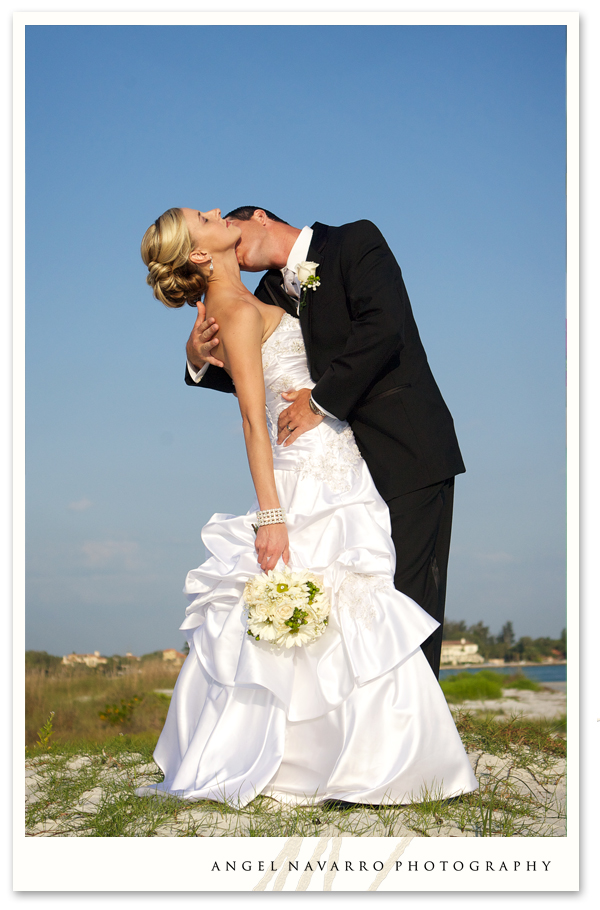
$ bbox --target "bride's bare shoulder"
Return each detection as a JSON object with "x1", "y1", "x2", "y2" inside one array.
[
  {"x1": 214, "y1": 297, "x2": 264, "y2": 347},
  {"x1": 228, "y1": 299, "x2": 263, "y2": 328}
]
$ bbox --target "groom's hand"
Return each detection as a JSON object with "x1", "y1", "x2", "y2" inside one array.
[
  {"x1": 186, "y1": 301, "x2": 224, "y2": 370},
  {"x1": 277, "y1": 389, "x2": 324, "y2": 447}
]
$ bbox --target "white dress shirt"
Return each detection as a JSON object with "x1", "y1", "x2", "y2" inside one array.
[
  {"x1": 284, "y1": 225, "x2": 313, "y2": 302},
  {"x1": 186, "y1": 225, "x2": 335, "y2": 419}
]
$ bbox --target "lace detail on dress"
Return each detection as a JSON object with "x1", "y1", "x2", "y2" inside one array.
[
  {"x1": 267, "y1": 373, "x2": 297, "y2": 397},
  {"x1": 261, "y1": 314, "x2": 305, "y2": 372},
  {"x1": 337, "y1": 573, "x2": 393, "y2": 629},
  {"x1": 292, "y1": 426, "x2": 362, "y2": 493}
]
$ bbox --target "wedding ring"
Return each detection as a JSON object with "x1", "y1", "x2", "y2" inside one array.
[{"x1": 286, "y1": 424, "x2": 292, "y2": 432}]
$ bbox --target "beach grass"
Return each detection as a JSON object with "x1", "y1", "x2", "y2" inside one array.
[
  {"x1": 25, "y1": 660, "x2": 180, "y2": 750},
  {"x1": 24, "y1": 734, "x2": 566, "y2": 837},
  {"x1": 25, "y1": 661, "x2": 565, "y2": 837}
]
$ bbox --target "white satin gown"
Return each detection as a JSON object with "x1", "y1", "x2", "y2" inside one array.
[{"x1": 140, "y1": 313, "x2": 478, "y2": 807}]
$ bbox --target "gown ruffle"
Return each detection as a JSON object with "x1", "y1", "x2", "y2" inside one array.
[{"x1": 138, "y1": 314, "x2": 478, "y2": 807}]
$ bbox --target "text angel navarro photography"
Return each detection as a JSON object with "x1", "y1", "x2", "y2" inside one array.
[{"x1": 210, "y1": 859, "x2": 553, "y2": 874}]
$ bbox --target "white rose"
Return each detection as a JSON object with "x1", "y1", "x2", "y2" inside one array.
[
  {"x1": 296, "y1": 261, "x2": 319, "y2": 284},
  {"x1": 248, "y1": 600, "x2": 271, "y2": 623},
  {"x1": 272, "y1": 600, "x2": 296, "y2": 625}
]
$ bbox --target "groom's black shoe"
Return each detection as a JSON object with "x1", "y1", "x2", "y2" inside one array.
[
  {"x1": 321, "y1": 799, "x2": 393, "y2": 811},
  {"x1": 320, "y1": 799, "x2": 360, "y2": 812}
]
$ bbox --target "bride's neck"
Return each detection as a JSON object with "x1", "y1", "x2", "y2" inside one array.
[{"x1": 205, "y1": 248, "x2": 248, "y2": 297}]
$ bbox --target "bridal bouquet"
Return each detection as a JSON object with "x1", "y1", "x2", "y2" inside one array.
[{"x1": 243, "y1": 568, "x2": 330, "y2": 648}]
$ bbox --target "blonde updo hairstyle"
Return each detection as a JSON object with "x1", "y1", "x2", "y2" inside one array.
[{"x1": 141, "y1": 207, "x2": 208, "y2": 308}]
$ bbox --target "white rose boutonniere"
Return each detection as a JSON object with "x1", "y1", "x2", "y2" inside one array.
[{"x1": 296, "y1": 261, "x2": 320, "y2": 311}]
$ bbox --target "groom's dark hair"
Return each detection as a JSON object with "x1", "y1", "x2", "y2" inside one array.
[{"x1": 224, "y1": 206, "x2": 288, "y2": 225}]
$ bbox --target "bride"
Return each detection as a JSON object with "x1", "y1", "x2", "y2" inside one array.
[{"x1": 139, "y1": 206, "x2": 477, "y2": 807}]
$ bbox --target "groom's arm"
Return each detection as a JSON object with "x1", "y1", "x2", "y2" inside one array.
[
  {"x1": 184, "y1": 302, "x2": 236, "y2": 394},
  {"x1": 185, "y1": 362, "x2": 236, "y2": 394}
]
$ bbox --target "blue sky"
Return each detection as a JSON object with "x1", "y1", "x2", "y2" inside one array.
[{"x1": 25, "y1": 24, "x2": 567, "y2": 656}]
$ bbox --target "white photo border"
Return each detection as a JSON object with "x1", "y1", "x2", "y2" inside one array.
[{"x1": 12, "y1": 8, "x2": 579, "y2": 895}]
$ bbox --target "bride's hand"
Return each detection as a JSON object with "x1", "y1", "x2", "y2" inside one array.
[{"x1": 255, "y1": 524, "x2": 290, "y2": 573}]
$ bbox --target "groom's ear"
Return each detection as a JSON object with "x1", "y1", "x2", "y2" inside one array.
[{"x1": 251, "y1": 209, "x2": 269, "y2": 226}]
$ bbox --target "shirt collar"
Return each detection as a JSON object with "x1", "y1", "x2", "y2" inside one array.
[{"x1": 283, "y1": 226, "x2": 313, "y2": 276}]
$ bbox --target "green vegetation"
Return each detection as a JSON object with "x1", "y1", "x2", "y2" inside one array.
[
  {"x1": 504, "y1": 676, "x2": 542, "y2": 691},
  {"x1": 26, "y1": 651, "x2": 63, "y2": 673},
  {"x1": 98, "y1": 696, "x2": 143, "y2": 726},
  {"x1": 441, "y1": 671, "x2": 504, "y2": 703},
  {"x1": 454, "y1": 710, "x2": 566, "y2": 758},
  {"x1": 25, "y1": 657, "x2": 180, "y2": 748},
  {"x1": 440, "y1": 670, "x2": 543, "y2": 704},
  {"x1": 35, "y1": 711, "x2": 55, "y2": 751},
  {"x1": 443, "y1": 621, "x2": 566, "y2": 663}
]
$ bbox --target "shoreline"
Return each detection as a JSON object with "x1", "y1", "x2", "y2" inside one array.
[{"x1": 440, "y1": 660, "x2": 567, "y2": 670}]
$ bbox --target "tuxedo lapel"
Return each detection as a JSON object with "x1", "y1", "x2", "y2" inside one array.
[
  {"x1": 308, "y1": 222, "x2": 329, "y2": 258},
  {"x1": 300, "y1": 222, "x2": 330, "y2": 362}
]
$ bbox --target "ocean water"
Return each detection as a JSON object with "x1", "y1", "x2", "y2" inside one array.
[{"x1": 439, "y1": 663, "x2": 566, "y2": 683}]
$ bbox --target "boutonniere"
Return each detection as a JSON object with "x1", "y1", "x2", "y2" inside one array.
[{"x1": 296, "y1": 261, "x2": 320, "y2": 311}]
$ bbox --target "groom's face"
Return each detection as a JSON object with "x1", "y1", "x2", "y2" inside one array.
[{"x1": 227, "y1": 211, "x2": 271, "y2": 272}]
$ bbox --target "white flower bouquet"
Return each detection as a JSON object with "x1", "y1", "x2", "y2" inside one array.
[{"x1": 243, "y1": 568, "x2": 330, "y2": 648}]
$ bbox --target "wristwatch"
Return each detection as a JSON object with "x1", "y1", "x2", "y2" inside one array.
[{"x1": 309, "y1": 396, "x2": 327, "y2": 417}]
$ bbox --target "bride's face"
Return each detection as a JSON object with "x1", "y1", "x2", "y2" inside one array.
[{"x1": 181, "y1": 208, "x2": 241, "y2": 259}]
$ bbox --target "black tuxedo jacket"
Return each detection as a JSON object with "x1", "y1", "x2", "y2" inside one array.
[{"x1": 186, "y1": 219, "x2": 465, "y2": 500}]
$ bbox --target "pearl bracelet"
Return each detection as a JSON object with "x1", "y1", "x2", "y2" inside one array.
[{"x1": 255, "y1": 508, "x2": 287, "y2": 527}]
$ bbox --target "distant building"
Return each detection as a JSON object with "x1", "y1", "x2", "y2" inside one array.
[
  {"x1": 440, "y1": 639, "x2": 484, "y2": 666},
  {"x1": 162, "y1": 649, "x2": 186, "y2": 667},
  {"x1": 62, "y1": 650, "x2": 108, "y2": 668},
  {"x1": 542, "y1": 650, "x2": 565, "y2": 663},
  {"x1": 125, "y1": 652, "x2": 141, "y2": 661}
]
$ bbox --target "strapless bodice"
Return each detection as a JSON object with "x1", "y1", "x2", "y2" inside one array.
[{"x1": 261, "y1": 313, "x2": 363, "y2": 493}]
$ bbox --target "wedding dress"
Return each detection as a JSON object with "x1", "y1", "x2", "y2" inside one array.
[{"x1": 140, "y1": 313, "x2": 477, "y2": 807}]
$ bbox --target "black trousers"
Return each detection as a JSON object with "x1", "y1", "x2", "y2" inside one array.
[{"x1": 386, "y1": 477, "x2": 455, "y2": 679}]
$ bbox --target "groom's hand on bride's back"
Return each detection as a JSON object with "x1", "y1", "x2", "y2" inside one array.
[
  {"x1": 277, "y1": 389, "x2": 324, "y2": 447},
  {"x1": 186, "y1": 301, "x2": 224, "y2": 370}
]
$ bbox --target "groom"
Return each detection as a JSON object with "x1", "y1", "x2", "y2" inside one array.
[{"x1": 185, "y1": 207, "x2": 465, "y2": 679}]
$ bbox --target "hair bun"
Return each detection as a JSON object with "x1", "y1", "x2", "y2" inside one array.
[{"x1": 141, "y1": 208, "x2": 208, "y2": 308}]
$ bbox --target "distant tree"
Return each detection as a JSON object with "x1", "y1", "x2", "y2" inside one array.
[
  {"x1": 439, "y1": 619, "x2": 567, "y2": 663},
  {"x1": 531, "y1": 637, "x2": 556, "y2": 657},
  {"x1": 182, "y1": 642, "x2": 190, "y2": 655},
  {"x1": 25, "y1": 651, "x2": 62, "y2": 673},
  {"x1": 485, "y1": 639, "x2": 507, "y2": 660},
  {"x1": 521, "y1": 637, "x2": 544, "y2": 662},
  {"x1": 141, "y1": 650, "x2": 164, "y2": 662},
  {"x1": 469, "y1": 621, "x2": 492, "y2": 642},
  {"x1": 500, "y1": 622, "x2": 515, "y2": 646},
  {"x1": 464, "y1": 622, "x2": 496, "y2": 660},
  {"x1": 442, "y1": 620, "x2": 467, "y2": 640},
  {"x1": 469, "y1": 621, "x2": 491, "y2": 645}
]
